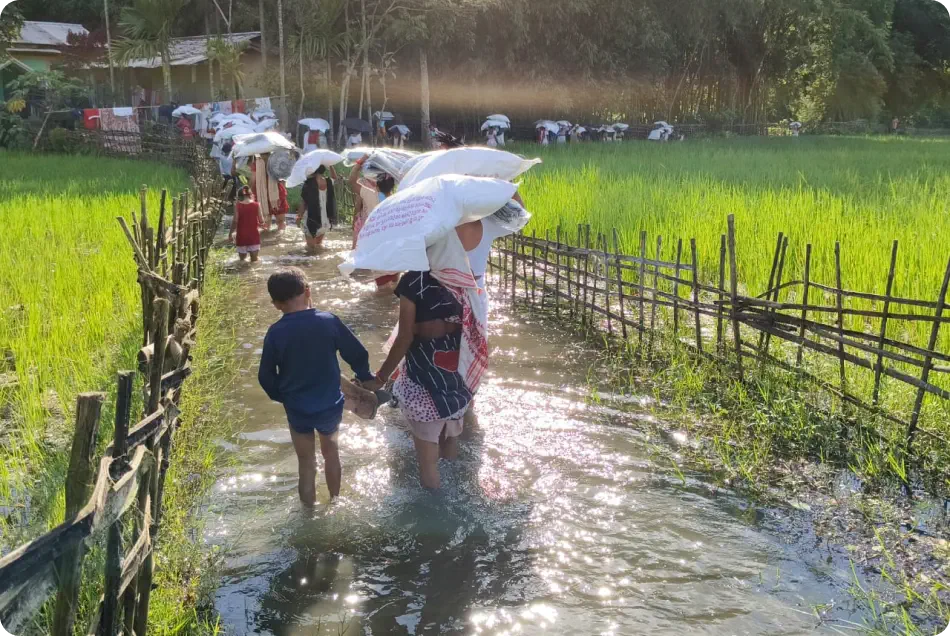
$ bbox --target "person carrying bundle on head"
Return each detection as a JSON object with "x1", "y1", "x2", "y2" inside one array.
[
  {"x1": 348, "y1": 156, "x2": 399, "y2": 290},
  {"x1": 296, "y1": 164, "x2": 338, "y2": 252}
]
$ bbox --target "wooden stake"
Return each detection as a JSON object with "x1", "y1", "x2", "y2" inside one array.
[
  {"x1": 582, "y1": 225, "x2": 591, "y2": 328},
  {"x1": 647, "y1": 235, "x2": 662, "y2": 359},
  {"x1": 638, "y1": 230, "x2": 647, "y2": 355},
  {"x1": 796, "y1": 244, "x2": 813, "y2": 367},
  {"x1": 541, "y1": 230, "x2": 550, "y2": 310},
  {"x1": 717, "y1": 234, "x2": 726, "y2": 355},
  {"x1": 566, "y1": 230, "x2": 575, "y2": 319},
  {"x1": 690, "y1": 238, "x2": 702, "y2": 354},
  {"x1": 835, "y1": 242, "x2": 846, "y2": 394},
  {"x1": 673, "y1": 238, "x2": 683, "y2": 337},
  {"x1": 555, "y1": 226, "x2": 562, "y2": 317},
  {"x1": 726, "y1": 216, "x2": 743, "y2": 379},
  {"x1": 51, "y1": 393, "x2": 105, "y2": 636},
  {"x1": 613, "y1": 229, "x2": 627, "y2": 340},
  {"x1": 602, "y1": 234, "x2": 613, "y2": 335},
  {"x1": 906, "y1": 256, "x2": 950, "y2": 453},
  {"x1": 100, "y1": 372, "x2": 134, "y2": 636},
  {"x1": 757, "y1": 232, "x2": 784, "y2": 351},
  {"x1": 873, "y1": 240, "x2": 899, "y2": 406},
  {"x1": 760, "y1": 236, "x2": 788, "y2": 363}
]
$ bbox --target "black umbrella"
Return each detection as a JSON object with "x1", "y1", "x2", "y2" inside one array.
[{"x1": 342, "y1": 117, "x2": 372, "y2": 134}]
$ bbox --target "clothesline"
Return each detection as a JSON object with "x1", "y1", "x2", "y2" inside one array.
[{"x1": 44, "y1": 95, "x2": 290, "y2": 116}]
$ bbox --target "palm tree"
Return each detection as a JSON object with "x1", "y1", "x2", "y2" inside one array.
[
  {"x1": 113, "y1": 0, "x2": 187, "y2": 101},
  {"x1": 208, "y1": 37, "x2": 247, "y2": 98},
  {"x1": 289, "y1": 0, "x2": 347, "y2": 134}
]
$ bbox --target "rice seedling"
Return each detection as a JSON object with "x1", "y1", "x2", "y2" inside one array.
[{"x1": 0, "y1": 151, "x2": 189, "y2": 543}]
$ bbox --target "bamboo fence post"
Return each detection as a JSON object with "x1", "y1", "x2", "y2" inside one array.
[
  {"x1": 521, "y1": 231, "x2": 530, "y2": 303},
  {"x1": 100, "y1": 372, "x2": 134, "y2": 636},
  {"x1": 555, "y1": 226, "x2": 562, "y2": 317},
  {"x1": 717, "y1": 234, "x2": 726, "y2": 356},
  {"x1": 906, "y1": 257, "x2": 950, "y2": 453},
  {"x1": 582, "y1": 225, "x2": 591, "y2": 328},
  {"x1": 757, "y1": 233, "x2": 784, "y2": 351},
  {"x1": 541, "y1": 230, "x2": 550, "y2": 309},
  {"x1": 726, "y1": 216, "x2": 743, "y2": 379},
  {"x1": 796, "y1": 244, "x2": 813, "y2": 367},
  {"x1": 510, "y1": 233, "x2": 518, "y2": 306},
  {"x1": 760, "y1": 236, "x2": 788, "y2": 364},
  {"x1": 134, "y1": 297, "x2": 171, "y2": 636},
  {"x1": 51, "y1": 393, "x2": 105, "y2": 636},
  {"x1": 872, "y1": 241, "x2": 899, "y2": 406},
  {"x1": 673, "y1": 238, "x2": 683, "y2": 337},
  {"x1": 566, "y1": 232, "x2": 575, "y2": 320},
  {"x1": 576, "y1": 224, "x2": 584, "y2": 323},
  {"x1": 638, "y1": 230, "x2": 647, "y2": 355},
  {"x1": 530, "y1": 231, "x2": 538, "y2": 306},
  {"x1": 690, "y1": 238, "x2": 702, "y2": 354},
  {"x1": 647, "y1": 236, "x2": 662, "y2": 359},
  {"x1": 834, "y1": 242, "x2": 847, "y2": 394},
  {"x1": 502, "y1": 232, "x2": 509, "y2": 296},
  {"x1": 602, "y1": 234, "x2": 613, "y2": 336},
  {"x1": 156, "y1": 190, "x2": 168, "y2": 277},
  {"x1": 613, "y1": 229, "x2": 627, "y2": 340}
]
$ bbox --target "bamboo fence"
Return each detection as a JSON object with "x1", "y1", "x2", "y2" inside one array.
[
  {"x1": 0, "y1": 173, "x2": 225, "y2": 635},
  {"x1": 488, "y1": 215, "x2": 950, "y2": 466}
]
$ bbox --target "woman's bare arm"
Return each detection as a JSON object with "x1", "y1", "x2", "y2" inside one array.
[
  {"x1": 376, "y1": 297, "x2": 417, "y2": 382},
  {"x1": 229, "y1": 203, "x2": 238, "y2": 239}
]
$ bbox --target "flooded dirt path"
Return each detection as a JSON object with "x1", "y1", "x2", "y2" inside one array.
[{"x1": 203, "y1": 223, "x2": 870, "y2": 635}]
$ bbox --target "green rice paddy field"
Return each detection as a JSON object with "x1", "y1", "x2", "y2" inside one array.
[{"x1": 0, "y1": 152, "x2": 188, "y2": 541}]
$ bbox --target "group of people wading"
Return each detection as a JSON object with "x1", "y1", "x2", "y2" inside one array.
[{"x1": 241, "y1": 143, "x2": 523, "y2": 503}]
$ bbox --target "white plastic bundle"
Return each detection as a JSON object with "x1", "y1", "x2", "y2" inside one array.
[
  {"x1": 286, "y1": 150, "x2": 344, "y2": 187},
  {"x1": 230, "y1": 131, "x2": 297, "y2": 158},
  {"x1": 339, "y1": 175, "x2": 518, "y2": 275},
  {"x1": 399, "y1": 147, "x2": 542, "y2": 189}
]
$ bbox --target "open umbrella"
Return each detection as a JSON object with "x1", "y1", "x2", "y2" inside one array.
[
  {"x1": 286, "y1": 149, "x2": 344, "y2": 187},
  {"x1": 481, "y1": 120, "x2": 510, "y2": 131},
  {"x1": 342, "y1": 117, "x2": 373, "y2": 134},
  {"x1": 172, "y1": 105, "x2": 201, "y2": 117},
  {"x1": 391, "y1": 124, "x2": 411, "y2": 137},
  {"x1": 535, "y1": 120, "x2": 560, "y2": 134},
  {"x1": 613, "y1": 123, "x2": 630, "y2": 131},
  {"x1": 231, "y1": 131, "x2": 297, "y2": 158},
  {"x1": 298, "y1": 118, "x2": 331, "y2": 132},
  {"x1": 487, "y1": 114, "x2": 511, "y2": 124},
  {"x1": 373, "y1": 111, "x2": 395, "y2": 122},
  {"x1": 556, "y1": 120, "x2": 572, "y2": 127}
]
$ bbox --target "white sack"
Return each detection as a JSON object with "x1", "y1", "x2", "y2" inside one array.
[
  {"x1": 340, "y1": 175, "x2": 518, "y2": 276},
  {"x1": 400, "y1": 147, "x2": 542, "y2": 189},
  {"x1": 231, "y1": 131, "x2": 297, "y2": 157},
  {"x1": 286, "y1": 149, "x2": 344, "y2": 187}
]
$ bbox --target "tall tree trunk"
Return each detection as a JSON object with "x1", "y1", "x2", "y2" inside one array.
[
  {"x1": 277, "y1": 0, "x2": 286, "y2": 113},
  {"x1": 420, "y1": 47, "x2": 431, "y2": 148},
  {"x1": 259, "y1": 0, "x2": 267, "y2": 69},
  {"x1": 205, "y1": 13, "x2": 215, "y2": 100},
  {"x1": 103, "y1": 0, "x2": 115, "y2": 104},
  {"x1": 326, "y1": 56, "x2": 334, "y2": 146},
  {"x1": 360, "y1": 0, "x2": 368, "y2": 121},
  {"x1": 298, "y1": 38, "x2": 305, "y2": 121},
  {"x1": 162, "y1": 51, "x2": 172, "y2": 102},
  {"x1": 338, "y1": 66, "x2": 352, "y2": 143}
]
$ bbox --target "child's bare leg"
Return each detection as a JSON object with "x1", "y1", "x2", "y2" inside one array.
[
  {"x1": 318, "y1": 432, "x2": 341, "y2": 498},
  {"x1": 413, "y1": 435, "x2": 441, "y2": 489},
  {"x1": 439, "y1": 424, "x2": 458, "y2": 460},
  {"x1": 289, "y1": 428, "x2": 317, "y2": 506},
  {"x1": 238, "y1": 251, "x2": 247, "y2": 262},
  {"x1": 276, "y1": 214, "x2": 286, "y2": 231},
  {"x1": 249, "y1": 250, "x2": 259, "y2": 262}
]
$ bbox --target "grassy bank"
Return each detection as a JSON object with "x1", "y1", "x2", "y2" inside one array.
[{"x1": 0, "y1": 152, "x2": 190, "y2": 543}]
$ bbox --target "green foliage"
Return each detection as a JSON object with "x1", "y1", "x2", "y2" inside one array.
[
  {"x1": 0, "y1": 109, "x2": 31, "y2": 149},
  {"x1": 6, "y1": 70, "x2": 91, "y2": 111},
  {"x1": 0, "y1": 152, "x2": 188, "y2": 546}
]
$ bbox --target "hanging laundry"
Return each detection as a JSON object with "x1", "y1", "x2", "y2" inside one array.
[
  {"x1": 215, "y1": 100, "x2": 233, "y2": 116},
  {"x1": 233, "y1": 99, "x2": 246, "y2": 113},
  {"x1": 255, "y1": 97, "x2": 272, "y2": 111},
  {"x1": 83, "y1": 109, "x2": 100, "y2": 130},
  {"x1": 112, "y1": 107, "x2": 134, "y2": 117}
]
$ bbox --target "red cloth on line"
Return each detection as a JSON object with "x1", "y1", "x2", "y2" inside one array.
[
  {"x1": 83, "y1": 109, "x2": 100, "y2": 130},
  {"x1": 233, "y1": 99, "x2": 246, "y2": 113},
  {"x1": 234, "y1": 200, "x2": 262, "y2": 247}
]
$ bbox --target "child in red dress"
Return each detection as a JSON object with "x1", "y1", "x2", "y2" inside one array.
[{"x1": 229, "y1": 186, "x2": 264, "y2": 262}]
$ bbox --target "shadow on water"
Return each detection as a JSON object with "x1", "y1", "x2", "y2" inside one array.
[{"x1": 205, "y1": 222, "x2": 875, "y2": 635}]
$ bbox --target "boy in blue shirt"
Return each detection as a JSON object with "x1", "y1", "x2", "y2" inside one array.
[{"x1": 259, "y1": 267, "x2": 385, "y2": 505}]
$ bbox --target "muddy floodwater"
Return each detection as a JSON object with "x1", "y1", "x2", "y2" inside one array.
[{"x1": 203, "y1": 224, "x2": 871, "y2": 635}]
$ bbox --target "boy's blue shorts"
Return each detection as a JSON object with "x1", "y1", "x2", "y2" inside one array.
[{"x1": 285, "y1": 404, "x2": 344, "y2": 436}]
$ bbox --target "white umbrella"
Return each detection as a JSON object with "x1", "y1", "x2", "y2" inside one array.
[
  {"x1": 254, "y1": 118, "x2": 280, "y2": 132},
  {"x1": 299, "y1": 117, "x2": 331, "y2": 132},
  {"x1": 286, "y1": 149, "x2": 345, "y2": 187},
  {"x1": 172, "y1": 105, "x2": 201, "y2": 117},
  {"x1": 487, "y1": 114, "x2": 511, "y2": 124},
  {"x1": 575, "y1": 126, "x2": 587, "y2": 134},
  {"x1": 535, "y1": 120, "x2": 560, "y2": 133},
  {"x1": 481, "y1": 120, "x2": 510, "y2": 131},
  {"x1": 613, "y1": 123, "x2": 630, "y2": 131},
  {"x1": 391, "y1": 124, "x2": 411, "y2": 136},
  {"x1": 654, "y1": 121, "x2": 671, "y2": 128},
  {"x1": 373, "y1": 111, "x2": 395, "y2": 121},
  {"x1": 230, "y1": 131, "x2": 297, "y2": 157},
  {"x1": 556, "y1": 120, "x2": 572, "y2": 127}
]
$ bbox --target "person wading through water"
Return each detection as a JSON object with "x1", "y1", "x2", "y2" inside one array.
[
  {"x1": 252, "y1": 152, "x2": 289, "y2": 231},
  {"x1": 297, "y1": 165, "x2": 338, "y2": 252},
  {"x1": 349, "y1": 157, "x2": 398, "y2": 291}
]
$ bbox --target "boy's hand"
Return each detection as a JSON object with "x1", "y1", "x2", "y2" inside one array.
[
  {"x1": 358, "y1": 378, "x2": 383, "y2": 391},
  {"x1": 227, "y1": 232, "x2": 234, "y2": 243}
]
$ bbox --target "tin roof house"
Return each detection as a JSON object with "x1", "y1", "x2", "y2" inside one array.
[{"x1": 1, "y1": 21, "x2": 89, "y2": 100}]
